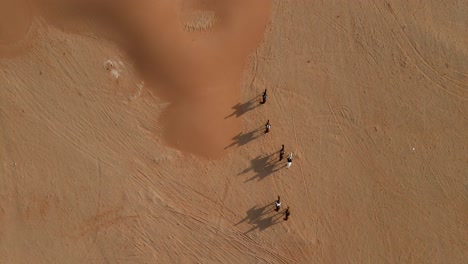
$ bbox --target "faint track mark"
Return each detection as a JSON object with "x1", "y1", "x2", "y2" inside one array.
[
  {"x1": 81, "y1": 159, "x2": 104, "y2": 263},
  {"x1": 257, "y1": 37, "x2": 292, "y2": 62},
  {"x1": 326, "y1": 94, "x2": 466, "y2": 243},
  {"x1": 287, "y1": 90, "x2": 314, "y2": 219},
  {"x1": 370, "y1": 0, "x2": 468, "y2": 100}
]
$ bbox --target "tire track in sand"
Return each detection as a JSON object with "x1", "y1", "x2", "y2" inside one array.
[
  {"x1": 370, "y1": 0, "x2": 468, "y2": 100},
  {"x1": 326, "y1": 93, "x2": 466, "y2": 245},
  {"x1": 288, "y1": 90, "x2": 313, "y2": 216}
]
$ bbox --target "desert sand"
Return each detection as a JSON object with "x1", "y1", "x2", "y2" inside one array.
[{"x1": 1, "y1": 0, "x2": 467, "y2": 263}]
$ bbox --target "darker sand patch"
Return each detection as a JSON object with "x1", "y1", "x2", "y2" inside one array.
[
  {"x1": 0, "y1": 0, "x2": 34, "y2": 56},
  {"x1": 117, "y1": 0, "x2": 272, "y2": 158},
  {"x1": 27, "y1": 0, "x2": 272, "y2": 158},
  {"x1": 0, "y1": 0, "x2": 32, "y2": 45}
]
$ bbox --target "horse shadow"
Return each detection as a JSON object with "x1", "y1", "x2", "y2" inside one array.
[
  {"x1": 224, "y1": 128, "x2": 263, "y2": 149},
  {"x1": 235, "y1": 203, "x2": 283, "y2": 234},
  {"x1": 225, "y1": 95, "x2": 262, "y2": 119},
  {"x1": 240, "y1": 153, "x2": 286, "y2": 182}
]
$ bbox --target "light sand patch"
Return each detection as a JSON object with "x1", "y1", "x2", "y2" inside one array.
[
  {"x1": 104, "y1": 59, "x2": 123, "y2": 79},
  {"x1": 182, "y1": 10, "x2": 217, "y2": 32}
]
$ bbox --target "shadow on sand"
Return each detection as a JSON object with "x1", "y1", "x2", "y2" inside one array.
[
  {"x1": 225, "y1": 94, "x2": 262, "y2": 119},
  {"x1": 235, "y1": 203, "x2": 284, "y2": 234},
  {"x1": 239, "y1": 152, "x2": 286, "y2": 182},
  {"x1": 224, "y1": 127, "x2": 264, "y2": 149}
]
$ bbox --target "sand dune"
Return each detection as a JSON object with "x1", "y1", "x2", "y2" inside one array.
[{"x1": 1, "y1": 0, "x2": 467, "y2": 263}]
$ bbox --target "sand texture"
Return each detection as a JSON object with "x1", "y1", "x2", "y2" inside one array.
[{"x1": 1, "y1": 0, "x2": 467, "y2": 263}]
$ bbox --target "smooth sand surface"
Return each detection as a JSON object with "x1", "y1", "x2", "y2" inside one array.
[{"x1": 1, "y1": 0, "x2": 467, "y2": 263}]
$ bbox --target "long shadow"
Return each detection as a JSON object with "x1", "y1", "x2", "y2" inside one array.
[
  {"x1": 225, "y1": 95, "x2": 262, "y2": 119},
  {"x1": 235, "y1": 203, "x2": 284, "y2": 234},
  {"x1": 244, "y1": 214, "x2": 283, "y2": 234},
  {"x1": 224, "y1": 128, "x2": 263, "y2": 149},
  {"x1": 235, "y1": 204, "x2": 270, "y2": 226},
  {"x1": 240, "y1": 153, "x2": 286, "y2": 182}
]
